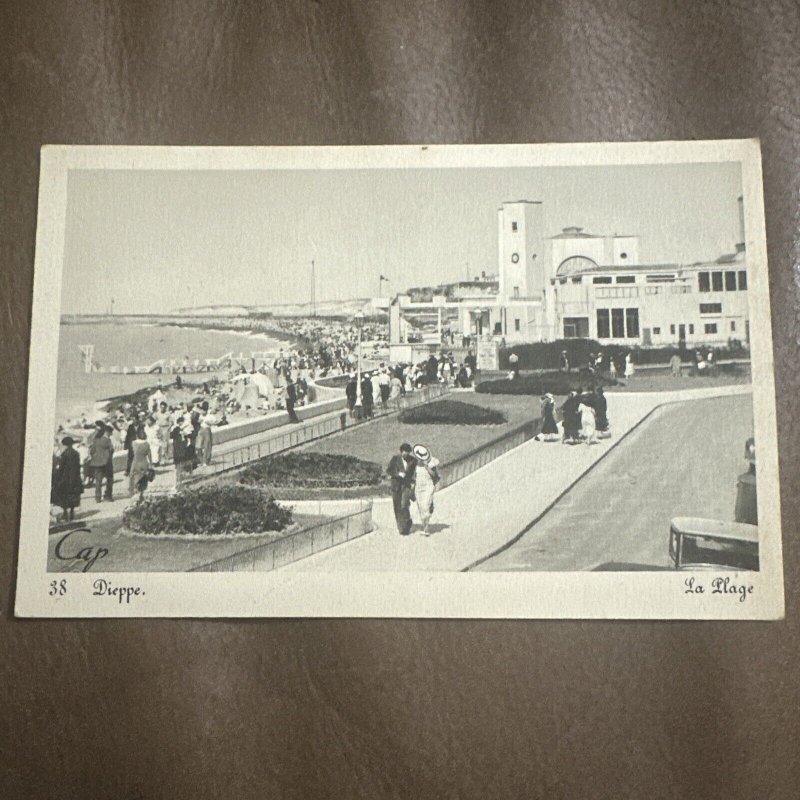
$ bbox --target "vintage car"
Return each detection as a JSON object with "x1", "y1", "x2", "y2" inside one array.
[{"x1": 669, "y1": 438, "x2": 758, "y2": 570}]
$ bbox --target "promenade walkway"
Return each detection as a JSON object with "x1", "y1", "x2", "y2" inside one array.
[
  {"x1": 282, "y1": 385, "x2": 753, "y2": 573},
  {"x1": 65, "y1": 386, "x2": 445, "y2": 526}
]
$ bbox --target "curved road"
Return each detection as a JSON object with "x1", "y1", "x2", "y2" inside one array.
[{"x1": 476, "y1": 394, "x2": 753, "y2": 572}]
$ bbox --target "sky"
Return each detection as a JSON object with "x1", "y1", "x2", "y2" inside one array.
[{"x1": 61, "y1": 161, "x2": 743, "y2": 315}]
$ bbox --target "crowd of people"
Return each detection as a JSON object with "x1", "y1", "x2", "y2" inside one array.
[
  {"x1": 556, "y1": 349, "x2": 635, "y2": 380},
  {"x1": 342, "y1": 351, "x2": 478, "y2": 418},
  {"x1": 50, "y1": 390, "x2": 226, "y2": 521}
]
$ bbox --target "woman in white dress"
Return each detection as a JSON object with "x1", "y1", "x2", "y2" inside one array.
[
  {"x1": 412, "y1": 444, "x2": 440, "y2": 534},
  {"x1": 144, "y1": 416, "x2": 161, "y2": 465},
  {"x1": 579, "y1": 397, "x2": 598, "y2": 445},
  {"x1": 624, "y1": 352, "x2": 635, "y2": 379}
]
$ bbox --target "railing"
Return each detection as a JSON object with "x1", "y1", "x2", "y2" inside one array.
[
  {"x1": 186, "y1": 383, "x2": 449, "y2": 483},
  {"x1": 190, "y1": 502, "x2": 373, "y2": 572},
  {"x1": 439, "y1": 419, "x2": 539, "y2": 488}
]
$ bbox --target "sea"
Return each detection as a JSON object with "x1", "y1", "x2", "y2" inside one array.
[{"x1": 56, "y1": 322, "x2": 287, "y2": 423}]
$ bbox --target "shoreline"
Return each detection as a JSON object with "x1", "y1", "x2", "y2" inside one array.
[
  {"x1": 61, "y1": 314, "x2": 308, "y2": 350},
  {"x1": 56, "y1": 319, "x2": 297, "y2": 426}
]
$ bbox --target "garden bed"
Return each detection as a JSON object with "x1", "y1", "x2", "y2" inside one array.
[
  {"x1": 237, "y1": 452, "x2": 385, "y2": 491},
  {"x1": 121, "y1": 484, "x2": 293, "y2": 536},
  {"x1": 399, "y1": 399, "x2": 507, "y2": 425}
]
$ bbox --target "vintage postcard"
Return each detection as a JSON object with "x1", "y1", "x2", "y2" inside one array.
[{"x1": 15, "y1": 141, "x2": 784, "y2": 618}]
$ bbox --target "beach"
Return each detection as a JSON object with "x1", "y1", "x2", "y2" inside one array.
[{"x1": 56, "y1": 322, "x2": 287, "y2": 422}]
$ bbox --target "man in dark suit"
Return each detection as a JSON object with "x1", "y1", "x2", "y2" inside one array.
[
  {"x1": 386, "y1": 443, "x2": 416, "y2": 535},
  {"x1": 285, "y1": 379, "x2": 300, "y2": 423},
  {"x1": 345, "y1": 374, "x2": 357, "y2": 417},
  {"x1": 123, "y1": 412, "x2": 141, "y2": 475},
  {"x1": 88, "y1": 421, "x2": 115, "y2": 502},
  {"x1": 360, "y1": 373, "x2": 374, "y2": 418}
]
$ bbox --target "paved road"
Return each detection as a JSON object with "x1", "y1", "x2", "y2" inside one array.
[{"x1": 476, "y1": 393, "x2": 753, "y2": 572}]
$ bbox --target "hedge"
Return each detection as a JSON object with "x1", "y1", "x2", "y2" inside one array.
[
  {"x1": 122, "y1": 485, "x2": 293, "y2": 535},
  {"x1": 499, "y1": 338, "x2": 750, "y2": 370},
  {"x1": 476, "y1": 371, "x2": 618, "y2": 396},
  {"x1": 238, "y1": 452, "x2": 385, "y2": 488},
  {"x1": 399, "y1": 399, "x2": 507, "y2": 425}
]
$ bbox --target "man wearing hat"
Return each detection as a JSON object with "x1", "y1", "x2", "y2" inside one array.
[
  {"x1": 88, "y1": 421, "x2": 115, "y2": 502},
  {"x1": 386, "y1": 443, "x2": 416, "y2": 535}
]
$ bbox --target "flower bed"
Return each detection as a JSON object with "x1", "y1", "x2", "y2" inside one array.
[
  {"x1": 237, "y1": 452, "x2": 385, "y2": 489},
  {"x1": 399, "y1": 399, "x2": 507, "y2": 425},
  {"x1": 476, "y1": 371, "x2": 618, "y2": 396},
  {"x1": 122, "y1": 485, "x2": 293, "y2": 535}
]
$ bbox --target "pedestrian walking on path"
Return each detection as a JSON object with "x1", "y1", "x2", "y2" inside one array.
[
  {"x1": 52, "y1": 436, "x2": 83, "y2": 521},
  {"x1": 594, "y1": 386, "x2": 611, "y2": 439},
  {"x1": 579, "y1": 395, "x2": 598, "y2": 445},
  {"x1": 386, "y1": 443, "x2": 416, "y2": 536},
  {"x1": 412, "y1": 444, "x2": 440, "y2": 534},
  {"x1": 624, "y1": 352, "x2": 635, "y2": 379},
  {"x1": 88, "y1": 421, "x2": 114, "y2": 502},
  {"x1": 197, "y1": 414, "x2": 214, "y2": 465},
  {"x1": 171, "y1": 418, "x2": 193, "y2": 489},
  {"x1": 128, "y1": 429, "x2": 153, "y2": 500},
  {"x1": 536, "y1": 393, "x2": 560, "y2": 442},
  {"x1": 561, "y1": 391, "x2": 581, "y2": 444}
]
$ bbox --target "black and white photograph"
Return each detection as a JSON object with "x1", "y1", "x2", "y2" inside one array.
[{"x1": 15, "y1": 141, "x2": 783, "y2": 618}]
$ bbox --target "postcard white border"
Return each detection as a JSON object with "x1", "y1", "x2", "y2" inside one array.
[{"x1": 15, "y1": 141, "x2": 784, "y2": 619}]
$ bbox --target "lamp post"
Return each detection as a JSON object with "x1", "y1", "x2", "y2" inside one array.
[{"x1": 353, "y1": 311, "x2": 364, "y2": 418}]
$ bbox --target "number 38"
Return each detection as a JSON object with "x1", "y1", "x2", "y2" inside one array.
[{"x1": 49, "y1": 579, "x2": 67, "y2": 597}]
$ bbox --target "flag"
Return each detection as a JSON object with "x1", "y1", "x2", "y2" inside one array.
[{"x1": 379, "y1": 274, "x2": 389, "y2": 281}]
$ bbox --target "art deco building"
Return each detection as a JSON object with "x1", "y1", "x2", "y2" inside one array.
[{"x1": 381, "y1": 196, "x2": 748, "y2": 359}]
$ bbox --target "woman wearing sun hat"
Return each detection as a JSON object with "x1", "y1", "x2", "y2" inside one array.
[
  {"x1": 412, "y1": 444, "x2": 440, "y2": 534},
  {"x1": 537, "y1": 393, "x2": 560, "y2": 442},
  {"x1": 52, "y1": 436, "x2": 83, "y2": 521}
]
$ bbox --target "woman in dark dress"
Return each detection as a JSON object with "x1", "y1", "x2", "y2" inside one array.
[
  {"x1": 53, "y1": 437, "x2": 83, "y2": 521},
  {"x1": 560, "y1": 391, "x2": 581, "y2": 444},
  {"x1": 594, "y1": 386, "x2": 611, "y2": 438},
  {"x1": 537, "y1": 393, "x2": 560, "y2": 442}
]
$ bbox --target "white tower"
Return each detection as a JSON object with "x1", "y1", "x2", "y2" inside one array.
[{"x1": 497, "y1": 201, "x2": 545, "y2": 300}]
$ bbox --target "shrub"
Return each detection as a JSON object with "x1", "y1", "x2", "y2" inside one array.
[
  {"x1": 238, "y1": 452, "x2": 384, "y2": 488},
  {"x1": 499, "y1": 338, "x2": 750, "y2": 370},
  {"x1": 399, "y1": 399, "x2": 507, "y2": 425},
  {"x1": 476, "y1": 371, "x2": 618, "y2": 396},
  {"x1": 122, "y1": 485, "x2": 293, "y2": 535}
]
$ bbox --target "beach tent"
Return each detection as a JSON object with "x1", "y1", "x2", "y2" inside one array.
[
  {"x1": 250, "y1": 373, "x2": 275, "y2": 398},
  {"x1": 239, "y1": 383, "x2": 260, "y2": 409}
]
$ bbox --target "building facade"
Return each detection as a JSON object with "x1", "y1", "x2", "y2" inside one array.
[{"x1": 382, "y1": 196, "x2": 748, "y2": 355}]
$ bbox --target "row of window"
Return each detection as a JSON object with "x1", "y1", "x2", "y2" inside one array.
[
  {"x1": 556, "y1": 270, "x2": 748, "y2": 293},
  {"x1": 652, "y1": 321, "x2": 736, "y2": 336},
  {"x1": 596, "y1": 308, "x2": 640, "y2": 339},
  {"x1": 595, "y1": 308, "x2": 736, "y2": 339},
  {"x1": 592, "y1": 275, "x2": 636, "y2": 285},
  {"x1": 699, "y1": 270, "x2": 747, "y2": 292},
  {"x1": 644, "y1": 285, "x2": 692, "y2": 295},
  {"x1": 596, "y1": 286, "x2": 639, "y2": 299}
]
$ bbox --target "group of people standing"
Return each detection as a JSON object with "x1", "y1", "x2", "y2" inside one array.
[
  {"x1": 535, "y1": 386, "x2": 611, "y2": 446},
  {"x1": 557, "y1": 349, "x2": 635, "y2": 380},
  {"x1": 558, "y1": 386, "x2": 610, "y2": 445},
  {"x1": 386, "y1": 443, "x2": 441, "y2": 536}
]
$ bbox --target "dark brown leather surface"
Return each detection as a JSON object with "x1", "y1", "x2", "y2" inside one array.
[{"x1": 2, "y1": 2, "x2": 799, "y2": 797}]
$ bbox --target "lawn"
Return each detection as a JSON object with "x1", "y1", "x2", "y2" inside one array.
[
  {"x1": 299, "y1": 392, "x2": 539, "y2": 472},
  {"x1": 604, "y1": 364, "x2": 751, "y2": 393}
]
